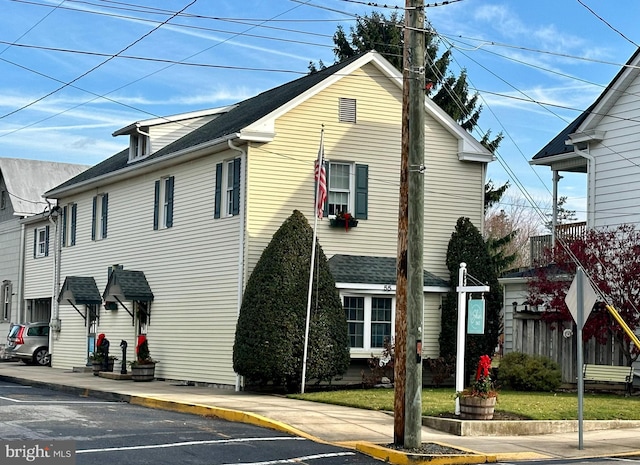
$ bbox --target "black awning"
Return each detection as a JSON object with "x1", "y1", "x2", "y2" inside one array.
[
  {"x1": 58, "y1": 276, "x2": 102, "y2": 305},
  {"x1": 103, "y1": 269, "x2": 154, "y2": 302}
]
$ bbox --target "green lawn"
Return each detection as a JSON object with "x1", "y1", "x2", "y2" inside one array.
[{"x1": 290, "y1": 388, "x2": 640, "y2": 420}]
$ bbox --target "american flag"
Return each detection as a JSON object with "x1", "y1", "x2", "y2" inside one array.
[{"x1": 314, "y1": 132, "x2": 326, "y2": 218}]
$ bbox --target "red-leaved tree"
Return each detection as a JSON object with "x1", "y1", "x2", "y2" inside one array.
[{"x1": 527, "y1": 224, "x2": 640, "y2": 366}]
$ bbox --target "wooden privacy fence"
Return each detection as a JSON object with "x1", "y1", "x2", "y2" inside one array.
[{"x1": 511, "y1": 314, "x2": 626, "y2": 384}]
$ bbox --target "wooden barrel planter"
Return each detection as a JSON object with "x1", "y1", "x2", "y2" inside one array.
[
  {"x1": 131, "y1": 363, "x2": 156, "y2": 382},
  {"x1": 92, "y1": 359, "x2": 114, "y2": 376},
  {"x1": 459, "y1": 396, "x2": 496, "y2": 420}
]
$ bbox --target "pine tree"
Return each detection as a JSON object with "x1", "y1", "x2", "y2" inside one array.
[
  {"x1": 439, "y1": 217, "x2": 502, "y2": 380},
  {"x1": 233, "y1": 210, "x2": 350, "y2": 392}
]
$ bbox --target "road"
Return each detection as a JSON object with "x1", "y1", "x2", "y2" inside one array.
[{"x1": 0, "y1": 380, "x2": 382, "y2": 465}]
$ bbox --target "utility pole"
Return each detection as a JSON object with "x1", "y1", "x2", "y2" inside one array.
[
  {"x1": 393, "y1": 3, "x2": 410, "y2": 446},
  {"x1": 404, "y1": 0, "x2": 425, "y2": 449}
]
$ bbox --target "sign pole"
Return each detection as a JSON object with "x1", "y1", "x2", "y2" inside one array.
[{"x1": 576, "y1": 267, "x2": 584, "y2": 450}]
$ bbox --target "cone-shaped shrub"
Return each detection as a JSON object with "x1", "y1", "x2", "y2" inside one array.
[{"x1": 233, "y1": 210, "x2": 349, "y2": 392}]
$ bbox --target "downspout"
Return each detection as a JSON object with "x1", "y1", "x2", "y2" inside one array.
[
  {"x1": 46, "y1": 202, "x2": 62, "y2": 366},
  {"x1": 228, "y1": 138, "x2": 246, "y2": 392},
  {"x1": 551, "y1": 170, "x2": 561, "y2": 250},
  {"x1": 17, "y1": 221, "x2": 26, "y2": 323},
  {"x1": 574, "y1": 146, "x2": 595, "y2": 229}
]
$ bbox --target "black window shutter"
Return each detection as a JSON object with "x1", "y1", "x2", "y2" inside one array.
[
  {"x1": 166, "y1": 176, "x2": 174, "y2": 228},
  {"x1": 153, "y1": 180, "x2": 160, "y2": 230},
  {"x1": 33, "y1": 229, "x2": 37, "y2": 258},
  {"x1": 61, "y1": 206, "x2": 68, "y2": 247},
  {"x1": 232, "y1": 158, "x2": 241, "y2": 216},
  {"x1": 44, "y1": 225, "x2": 50, "y2": 257},
  {"x1": 101, "y1": 194, "x2": 108, "y2": 239},
  {"x1": 355, "y1": 164, "x2": 368, "y2": 219},
  {"x1": 70, "y1": 203, "x2": 77, "y2": 246},
  {"x1": 214, "y1": 163, "x2": 222, "y2": 218},
  {"x1": 91, "y1": 196, "x2": 97, "y2": 240}
]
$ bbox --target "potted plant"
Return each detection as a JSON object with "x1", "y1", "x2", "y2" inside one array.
[
  {"x1": 457, "y1": 354, "x2": 498, "y2": 420},
  {"x1": 329, "y1": 211, "x2": 358, "y2": 231},
  {"x1": 89, "y1": 353, "x2": 117, "y2": 376},
  {"x1": 130, "y1": 335, "x2": 157, "y2": 382}
]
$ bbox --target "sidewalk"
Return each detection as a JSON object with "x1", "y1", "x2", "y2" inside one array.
[{"x1": 1, "y1": 362, "x2": 640, "y2": 464}]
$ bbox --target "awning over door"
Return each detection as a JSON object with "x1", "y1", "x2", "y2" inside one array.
[
  {"x1": 103, "y1": 269, "x2": 154, "y2": 302},
  {"x1": 58, "y1": 276, "x2": 102, "y2": 305}
]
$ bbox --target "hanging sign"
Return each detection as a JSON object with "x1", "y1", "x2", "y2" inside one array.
[{"x1": 467, "y1": 299, "x2": 485, "y2": 334}]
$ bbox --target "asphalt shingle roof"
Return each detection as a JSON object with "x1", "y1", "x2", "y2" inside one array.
[
  {"x1": 327, "y1": 254, "x2": 449, "y2": 288},
  {"x1": 58, "y1": 276, "x2": 102, "y2": 305},
  {"x1": 47, "y1": 54, "x2": 365, "y2": 195},
  {"x1": 103, "y1": 269, "x2": 154, "y2": 302},
  {"x1": 532, "y1": 47, "x2": 640, "y2": 161}
]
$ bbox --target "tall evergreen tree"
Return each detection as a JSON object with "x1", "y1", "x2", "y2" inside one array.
[
  {"x1": 439, "y1": 217, "x2": 502, "y2": 380},
  {"x1": 233, "y1": 210, "x2": 349, "y2": 392}
]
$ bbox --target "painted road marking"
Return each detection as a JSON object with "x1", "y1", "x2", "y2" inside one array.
[
  {"x1": 0, "y1": 396, "x2": 108, "y2": 404},
  {"x1": 77, "y1": 436, "x2": 305, "y2": 454},
  {"x1": 221, "y1": 452, "x2": 356, "y2": 464}
]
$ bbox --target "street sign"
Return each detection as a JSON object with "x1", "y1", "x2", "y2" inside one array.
[
  {"x1": 467, "y1": 299, "x2": 485, "y2": 334},
  {"x1": 565, "y1": 270, "x2": 598, "y2": 329}
]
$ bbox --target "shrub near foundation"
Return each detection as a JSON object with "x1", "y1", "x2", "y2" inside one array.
[{"x1": 497, "y1": 352, "x2": 561, "y2": 391}]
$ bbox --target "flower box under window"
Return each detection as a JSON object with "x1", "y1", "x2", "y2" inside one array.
[{"x1": 329, "y1": 213, "x2": 358, "y2": 230}]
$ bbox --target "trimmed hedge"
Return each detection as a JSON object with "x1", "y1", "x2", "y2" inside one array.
[{"x1": 498, "y1": 352, "x2": 562, "y2": 391}]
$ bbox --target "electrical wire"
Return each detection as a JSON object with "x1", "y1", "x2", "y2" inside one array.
[{"x1": 0, "y1": 0, "x2": 199, "y2": 120}]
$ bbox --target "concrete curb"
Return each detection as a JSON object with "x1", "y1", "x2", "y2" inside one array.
[{"x1": 354, "y1": 442, "x2": 497, "y2": 465}]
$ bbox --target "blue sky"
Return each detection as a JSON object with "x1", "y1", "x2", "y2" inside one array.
[{"x1": 1, "y1": 0, "x2": 639, "y2": 222}]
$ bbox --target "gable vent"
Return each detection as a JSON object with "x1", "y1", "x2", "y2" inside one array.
[{"x1": 339, "y1": 98, "x2": 356, "y2": 123}]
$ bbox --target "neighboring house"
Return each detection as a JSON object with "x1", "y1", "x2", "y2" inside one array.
[
  {"x1": 501, "y1": 47, "x2": 640, "y2": 381},
  {"x1": 41, "y1": 51, "x2": 492, "y2": 386},
  {"x1": 0, "y1": 158, "x2": 87, "y2": 356}
]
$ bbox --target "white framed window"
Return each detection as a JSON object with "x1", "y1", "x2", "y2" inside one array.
[
  {"x1": 129, "y1": 133, "x2": 150, "y2": 162},
  {"x1": 34, "y1": 226, "x2": 49, "y2": 258},
  {"x1": 343, "y1": 294, "x2": 394, "y2": 352},
  {"x1": 153, "y1": 176, "x2": 174, "y2": 230},
  {"x1": 320, "y1": 163, "x2": 368, "y2": 219},
  {"x1": 61, "y1": 203, "x2": 77, "y2": 247},
  {"x1": 1, "y1": 281, "x2": 11, "y2": 321},
  {"x1": 225, "y1": 160, "x2": 234, "y2": 216},
  {"x1": 91, "y1": 193, "x2": 108, "y2": 241},
  {"x1": 328, "y1": 162, "x2": 352, "y2": 216},
  {"x1": 214, "y1": 158, "x2": 241, "y2": 218}
]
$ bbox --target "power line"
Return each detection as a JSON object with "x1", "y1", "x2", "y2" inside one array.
[
  {"x1": 0, "y1": 0, "x2": 199, "y2": 120},
  {"x1": 576, "y1": 0, "x2": 638, "y2": 48}
]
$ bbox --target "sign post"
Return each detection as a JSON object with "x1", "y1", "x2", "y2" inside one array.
[
  {"x1": 564, "y1": 267, "x2": 598, "y2": 450},
  {"x1": 455, "y1": 263, "x2": 490, "y2": 415}
]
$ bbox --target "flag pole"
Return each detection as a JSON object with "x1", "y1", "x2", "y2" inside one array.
[{"x1": 302, "y1": 126, "x2": 325, "y2": 394}]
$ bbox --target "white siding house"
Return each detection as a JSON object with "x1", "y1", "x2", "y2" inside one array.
[
  {"x1": 501, "y1": 47, "x2": 640, "y2": 379},
  {"x1": 40, "y1": 51, "x2": 492, "y2": 386},
  {"x1": 0, "y1": 159, "x2": 87, "y2": 358}
]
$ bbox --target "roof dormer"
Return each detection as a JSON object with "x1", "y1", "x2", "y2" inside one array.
[{"x1": 129, "y1": 128, "x2": 151, "y2": 163}]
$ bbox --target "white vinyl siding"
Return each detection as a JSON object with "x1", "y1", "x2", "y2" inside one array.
[
  {"x1": 584, "y1": 76, "x2": 640, "y2": 229},
  {"x1": 52, "y1": 151, "x2": 242, "y2": 385},
  {"x1": 24, "y1": 222, "x2": 55, "y2": 299}
]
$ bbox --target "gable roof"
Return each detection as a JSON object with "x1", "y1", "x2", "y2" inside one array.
[
  {"x1": 58, "y1": 276, "x2": 102, "y2": 305},
  {"x1": 0, "y1": 158, "x2": 88, "y2": 215},
  {"x1": 532, "y1": 47, "x2": 640, "y2": 164},
  {"x1": 46, "y1": 51, "x2": 491, "y2": 198},
  {"x1": 103, "y1": 269, "x2": 154, "y2": 302},
  {"x1": 328, "y1": 254, "x2": 449, "y2": 289}
]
